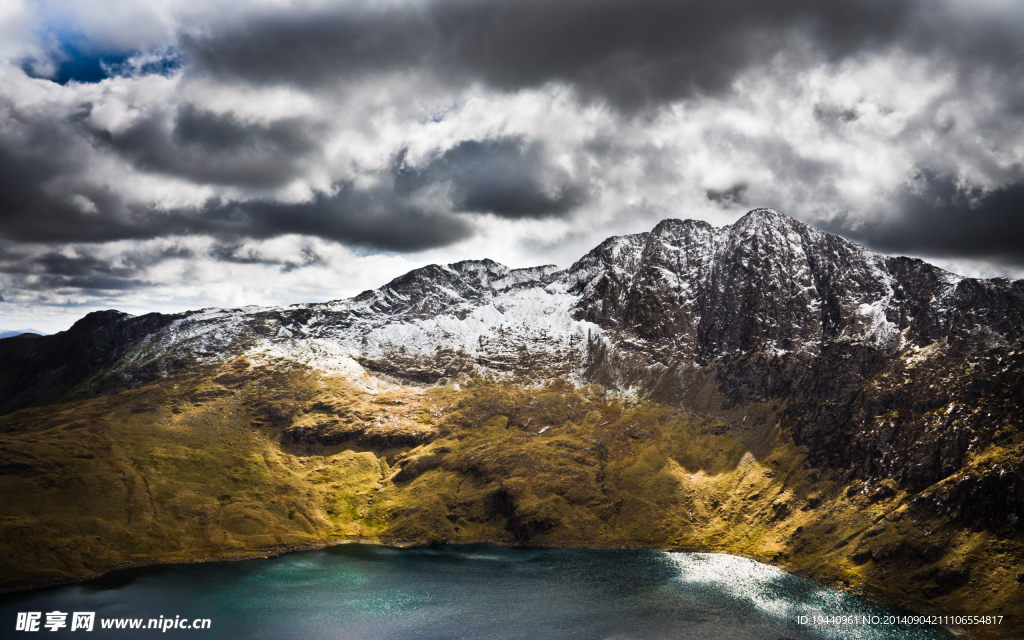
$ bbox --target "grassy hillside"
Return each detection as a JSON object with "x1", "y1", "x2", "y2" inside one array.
[{"x1": 1, "y1": 358, "x2": 1021, "y2": 638}]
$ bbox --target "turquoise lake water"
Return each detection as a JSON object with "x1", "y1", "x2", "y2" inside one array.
[{"x1": 0, "y1": 544, "x2": 953, "y2": 639}]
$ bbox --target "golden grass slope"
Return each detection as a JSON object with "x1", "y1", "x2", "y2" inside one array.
[{"x1": 0, "y1": 358, "x2": 1021, "y2": 639}]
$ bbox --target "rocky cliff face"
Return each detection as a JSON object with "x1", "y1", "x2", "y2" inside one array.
[{"x1": 2, "y1": 208, "x2": 1022, "y2": 536}]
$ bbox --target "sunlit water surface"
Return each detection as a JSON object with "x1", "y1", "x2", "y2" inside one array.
[{"x1": 0, "y1": 545, "x2": 953, "y2": 639}]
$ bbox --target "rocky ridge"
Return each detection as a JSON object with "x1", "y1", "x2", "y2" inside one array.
[{"x1": 2, "y1": 208, "x2": 1022, "y2": 536}]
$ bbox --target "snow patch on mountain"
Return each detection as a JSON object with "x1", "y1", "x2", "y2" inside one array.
[{"x1": 353, "y1": 285, "x2": 599, "y2": 362}]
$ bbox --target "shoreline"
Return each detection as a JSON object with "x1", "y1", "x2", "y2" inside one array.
[{"x1": 0, "y1": 535, "x2": 974, "y2": 639}]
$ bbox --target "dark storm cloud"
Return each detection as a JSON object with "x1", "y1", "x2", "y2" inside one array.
[
  {"x1": 16, "y1": 274, "x2": 146, "y2": 292},
  {"x1": 34, "y1": 252, "x2": 130, "y2": 277},
  {"x1": 396, "y1": 138, "x2": 585, "y2": 218},
  {"x1": 0, "y1": 135, "x2": 153, "y2": 244},
  {"x1": 183, "y1": 0, "x2": 1021, "y2": 111},
  {"x1": 0, "y1": 98, "x2": 448, "y2": 248},
  {"x1": 812, "y1": 103, "x2": 859, "y2": 128},
  {"x1": 0, "y1": 94, "x2": 573, "y2": 250},
  {"x1": 825, "y1": 171, "x2": 1024, "y2": 265},
  {"x1": 212, "y1": 243, "x2": 324, "y2": 272},
  {"x1": 163, "y1": 137, "x2": 585, "y2": 248},
  {"x1": 200, "y1": 184, "x2": 473, "y2": 252},
  {"x1": 0, "y1": 100, "x2": 477, "y2": 251},
  {"x1": 86, "y1": 103, "x2": 320, "y2": 188},
  {"x1": 706, "y1": 184, "x2": 748, "y2": 207},
  {"x1": 0, "y1": 99, "x2": 458, "y2": 249},
  {"x1": 0, "y1": 110, "x2": 140, "y2": 243},
  {"x1": 0, "y1": 174, "x2": 473, "y2": 251},
  {"x1": 0, "y1": 246, "x2": 156, "y2": 293}
]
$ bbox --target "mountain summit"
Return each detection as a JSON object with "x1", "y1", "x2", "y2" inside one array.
[
  {"x1": 30, "y1": 208, "x2": 1014, "y2": 387},
  {"x1": 2, "y1": 209, "x2": 1022, "y2": 628}
]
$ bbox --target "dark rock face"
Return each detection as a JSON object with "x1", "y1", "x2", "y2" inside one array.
[
  {"x1": 2, "y1": 209, "x2": 1021, "y2": 534},
  {"x1": 0, "y1": 310, "x2": 182, "y2": 414},
  {"x1": 565, "y1": 211, "x2": 1023, "y2": 534}
]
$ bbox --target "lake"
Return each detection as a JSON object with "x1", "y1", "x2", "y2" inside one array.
[{"x1": 1, "y1": 544, "x2": 953, "y2": 639}]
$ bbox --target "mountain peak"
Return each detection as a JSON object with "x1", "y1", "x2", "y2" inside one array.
[
  {"x1": 650, "y1": 218, "x2": 714, "y2": 236},
  {"x1": 732, "y1": 207, "x2": 803, "y2": 230},
  {"x1": 14, "y1": 211, "x2": 1022, "y2": 399}
]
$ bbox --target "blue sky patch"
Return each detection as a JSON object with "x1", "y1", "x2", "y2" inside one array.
[{"x1": 24, "y1": 46, "x2": 183, "y2": 85}]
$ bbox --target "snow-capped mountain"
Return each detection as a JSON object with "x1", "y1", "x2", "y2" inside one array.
[
  {"x1": 43, "y1": 207, "x2": 1008, "y2": 412},
  {"x1": 2, "y1": 208, "x2": 1022, "y2": 517},
  {"x1": 54, "y1": 208, "x2": 1017, "y2": 390}
]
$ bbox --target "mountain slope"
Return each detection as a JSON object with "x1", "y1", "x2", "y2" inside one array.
[
  {"x1": 1, "y1": 209, "x2": 1022, "y2": 636},
  {"x1": 4, "y1": 209, "x2": 1019, "y2": 507}
]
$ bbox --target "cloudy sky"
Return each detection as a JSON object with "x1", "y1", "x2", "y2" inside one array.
[{"x1": 1, "y1": 0, "x2": 1023, "y2": 333}]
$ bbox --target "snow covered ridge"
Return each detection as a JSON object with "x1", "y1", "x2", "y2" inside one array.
[
  {"x1": 122, "y1": 258, "x2": 602, "y2": 383},
  {"x1": 112, "y1": 209, "x2": 1023, "y2": 386}
]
